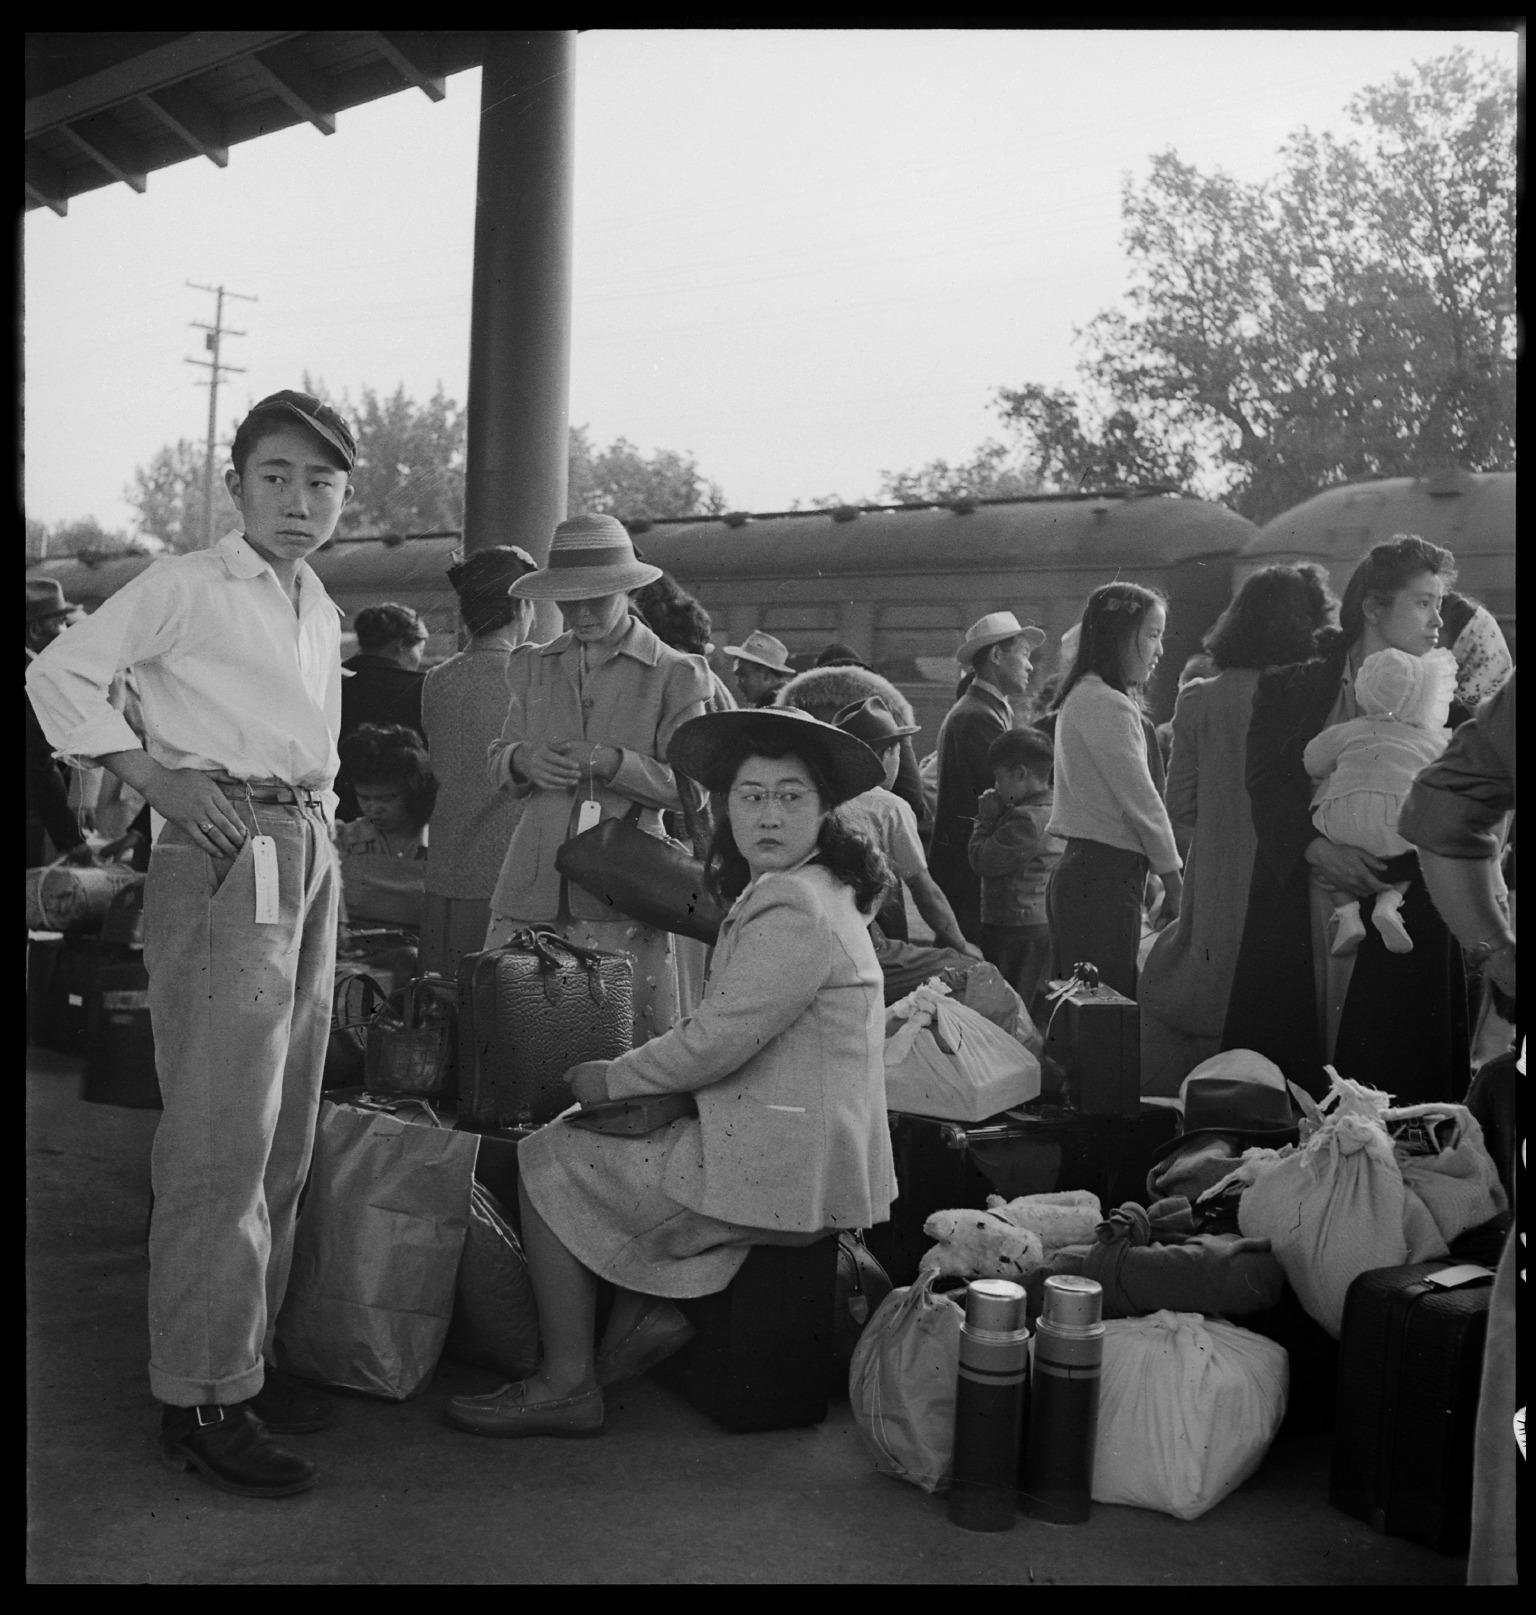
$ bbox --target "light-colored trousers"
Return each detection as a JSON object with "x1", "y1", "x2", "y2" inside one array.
[{"x1": 143, "y1": 801, "x2": 338, "y2": 1406}]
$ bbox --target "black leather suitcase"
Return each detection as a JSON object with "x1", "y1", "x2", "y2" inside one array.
[
  {"x1": 456, "y1": 929, "x2": 634, "y2": 1127},
  {"x1": 866, "y1": 1103, "x2": 1178, "y2": 1286},
  {"x1": 1329, "y1": 1260, "x2": 1495, "y2": 1553},
  {"x1": 27, "y1": 934, "x2": 116, "y2": 1057},
  {"x1": 82, "y1": 954, "x2": 161, "y2": 1109},
  {"x1": 652, "y1": 1238, "x2": 838, "y2": 1433}
]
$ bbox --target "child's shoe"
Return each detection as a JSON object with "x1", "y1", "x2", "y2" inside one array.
[{"x1": 1328, "y1": 902, "x2": 1366, "y2": 957}]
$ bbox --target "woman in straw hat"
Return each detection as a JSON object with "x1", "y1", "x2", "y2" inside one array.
[
  {"x1": 448, "y1": 707, "x2": 895, "y2": 1438},
  {"x1": 483, "y1": 516, "x2": 714, "y2": 1044}
]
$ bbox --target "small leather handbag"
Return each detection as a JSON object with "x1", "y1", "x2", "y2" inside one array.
[
  {"x1": 555, "y1": 803, "x2": 726, "y2": 944},
  {"x1": 335, "y1": 973, "x2": 458, "y2": 1100},
  {"x1": 566, "y1": 1092, "x2": 698, "y2": 1136}
]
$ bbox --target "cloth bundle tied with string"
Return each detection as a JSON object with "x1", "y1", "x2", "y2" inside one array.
[
  {"x1": 882, "y1": 977, "x2": 1040, "y2": 1122},
  {"x1": 1205, "y1": 1069, "x2": 1507, "y2": 1337}
]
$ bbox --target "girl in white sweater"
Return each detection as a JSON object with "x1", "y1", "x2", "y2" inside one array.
[{"x1": 1046, "y1": 583, "x2": 1183, "y2": 998}]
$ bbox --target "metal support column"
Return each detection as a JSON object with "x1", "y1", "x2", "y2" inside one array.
[{"x1": 462, "y1": 30, "x2": 575, "y2": 620}]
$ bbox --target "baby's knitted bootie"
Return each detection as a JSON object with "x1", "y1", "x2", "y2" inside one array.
[
  {"x1": 1372, "y1": 889, "x2": 1413, "y2": 954},
  {"x1": 1329, "y1": 902, "x2": 1366, "y2": 957}
]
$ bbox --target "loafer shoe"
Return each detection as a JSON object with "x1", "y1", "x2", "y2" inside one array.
[
  {"x1": 596, "y1": 1300, "x2": 696, "y2": 1388},
  {"x1": 161, "y1": 1404, "x2": 318, "y2": 1498},
  {"x1": 445, "y1": 1381, "x2": 604, "y2": 1439},
  {"x1": 245, "y1": 1369, "x2": 335, "y2": 1434}
]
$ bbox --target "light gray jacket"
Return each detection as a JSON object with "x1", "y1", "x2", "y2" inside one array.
[{"x1": 605, "y1": 862, "x2": 897, "y2": 1232}]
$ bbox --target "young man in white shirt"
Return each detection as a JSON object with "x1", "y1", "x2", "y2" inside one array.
[{"x1": 27, "y1": 391, "x2": 356, "y2": 1498}]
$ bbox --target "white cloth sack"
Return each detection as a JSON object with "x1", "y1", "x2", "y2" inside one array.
[
  {"x1": 883, "y1": 983, "x2": 1040, "y2": 1122},
  {"x1": 1093, "y1": 1311, "x2": 1289, "y2": 1520},
  {"x1": 1233, "y1": 1074, "x2": 1496, "y2": 1338},
  {"x1": 848, "y1": 1271, "x2": 965, "y2": 1493}
]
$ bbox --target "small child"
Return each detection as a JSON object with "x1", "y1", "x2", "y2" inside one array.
[
  {"x1": 1304, "y1": 647, "x2": 1457, "y2": 956},
  {"x1": 969, "y1": 726, "x2": 1065, "y2": 1010}
]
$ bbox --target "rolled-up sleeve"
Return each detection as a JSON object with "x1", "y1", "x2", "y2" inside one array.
[
  {"x1": 1399, "y1": 677, "x2": 1516, "y2": 860},
  {"x1": 605, "y1": 882, "x2": 830, "y2": 1098},
  {"x1": 26, "y1": 567, "x2": 183, "y2": 763}
]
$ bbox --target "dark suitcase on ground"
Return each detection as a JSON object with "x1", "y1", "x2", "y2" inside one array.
[
  {"x1": 1329, "y1": 1260, "x2": 1495, "y2": 1553},
  {"x1": 82, "y1": 954, "x2": 161, "y2": 1109},
  {"x1": 652, "y1": 1238, "x2": 839, "y2": 1433},
  {"x1": 866, "y1": 1103, "x2": 1178, "y2": 1286},
  {"x1": 27, "y1": 933, "x2": 118, "y2": 1057},
  {"x1": 457, "y1": 929, "x2": 634, "y2": 1127}
]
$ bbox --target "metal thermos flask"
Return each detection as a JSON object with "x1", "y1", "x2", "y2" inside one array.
[
  {"x1": 947, "y1": 1279, "x2": 1030, "y2": 1533},
  {"x1": 1020, "y1": 1274, "x2": 1105, "y2": 1523}
]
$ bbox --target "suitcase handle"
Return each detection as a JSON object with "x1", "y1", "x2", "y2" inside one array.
[{"x1": 497, "y1": 927, "x2": 614, "y2": 1007}]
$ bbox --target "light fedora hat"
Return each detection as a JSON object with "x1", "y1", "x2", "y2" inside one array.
[
  {"x1": 511, "y1": 514, "x2": 663, "y2": 601},
  {"x1": 956, "y1": 610, "x2": 1047, "y2": 665},
  {"x1": 720, "y1": 628, "x2": 793, "y2": 674}
]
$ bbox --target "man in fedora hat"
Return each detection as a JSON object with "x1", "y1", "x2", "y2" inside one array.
[
  {"x1": 929, "y1": 611, "x2": 1046, "y2": 944},
  {"x1": 26, "y1": 577, "x2": 95, "y2": 868},
  {"x1": 28, "y1": 389, "x2": 360, "y2": 1498},
  {"x1": 721, "y1": 628, "x2": 795, "y2": 708}
]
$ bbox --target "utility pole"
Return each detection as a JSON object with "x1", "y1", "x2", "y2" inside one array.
[{"x1": 185, "y1": 281, "x2": 257, "y2": 547}]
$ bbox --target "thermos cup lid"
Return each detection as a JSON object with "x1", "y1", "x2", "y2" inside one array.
[
  {"x1": 964, "y1": 1278, "x2": 1028, "y2": 1334},
  {"x1": 1040, "y1": 1275, "x2": 1104, "y2": 1332}
]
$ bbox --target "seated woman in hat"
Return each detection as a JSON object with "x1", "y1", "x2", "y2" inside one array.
[
  {"x1": 483, "y1": 516, "x2": 715, "y2": 1045},
  {"x1": 448, "y1": 708, "x2": 897, "y2": 1438}
]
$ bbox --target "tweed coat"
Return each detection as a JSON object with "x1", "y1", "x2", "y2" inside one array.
[
  {"x1": 603, "y1": 861, "x2": 897, "y2": 1233},
  {"x1": 486, "y1": 619, "x2": 711, "y2": 922}
]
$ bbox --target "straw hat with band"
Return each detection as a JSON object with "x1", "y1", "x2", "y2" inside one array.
[
  {"x1": 956, "y1": 611, "x2": 1047, "y2": 666},
  {"x1": 721, "y1": 629, "x2": 793, "y2": 675},
  {"x1": 511, "y1": 515, "x2": 662, "y2": 601},
  {"x1": 668, "y1": 707, "x2": 885, "y2": 808},
  {"x1": 834, "y1": 695, "x2": 920, "y2": 747}
]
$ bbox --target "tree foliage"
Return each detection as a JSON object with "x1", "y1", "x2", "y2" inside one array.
[
  {"x1": 999, "y1": 48, "x2": 1516, "y2": 521},
  {"x1": 25, "y1": 514, "x2": 150, "y2": 564},
  {"x1": 877, "y1": 440, "x2": 1042, "y2": 504},
  {"x1": 567, "y1": 424, "x2": 726, "y2": 520},
  {"x1": 123, "y1": 439, "x2": 239, "y2": 553}
]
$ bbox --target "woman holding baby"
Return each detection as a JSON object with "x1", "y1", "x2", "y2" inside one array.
[{"x1": 1222, "y1": 536, "x2": 1474, "y2": 1103}]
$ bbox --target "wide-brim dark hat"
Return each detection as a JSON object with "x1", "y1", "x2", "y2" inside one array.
[
  {"x1": 834, "y1": 695, "x2": 920, "y2": 745},
  {"x1": 667, "y1": 708, "x2": 885, "y2": 807},
  {"x1": 27, "y1": 576, "x2": 78, "y2": 624},
  {"x1": 1148, "y1": 1075, "x2": 1300, "y2": 1170}
]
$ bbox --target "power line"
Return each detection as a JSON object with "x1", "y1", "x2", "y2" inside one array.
[{"x1": 185, "y1": 280, "x2": 257, "y2": 548}]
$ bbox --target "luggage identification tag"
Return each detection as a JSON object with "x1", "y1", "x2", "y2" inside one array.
[
  {"x1": 250, "y1": 835, "x2": 280, "y2": 924},
  {"x1": 576, "y1": 797, "x2": 602, "y2": 836},
  {"x1": 1425, "y1": 1264, "x2": 1495, "y2": 1289}
]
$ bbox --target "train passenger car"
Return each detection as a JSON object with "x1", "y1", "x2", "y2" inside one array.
[
  {"x1": 1237, "y1": 469, "x2": 1515, "y2": 657},
  {"x1": 28, "y1": 489, "x2": 1258, "y2": 750},
  {"x1": 636, "y1": 491, "x2": 1258, "y2": 740}
]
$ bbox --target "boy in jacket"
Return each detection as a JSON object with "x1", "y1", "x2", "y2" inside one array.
[{"x1": 968, "y1": 726, "x2": 1064, "y2": 1012}]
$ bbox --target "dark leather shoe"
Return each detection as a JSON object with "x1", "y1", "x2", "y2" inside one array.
[
  {"x1": 246, "y1": 1370, "x2": 335, "y2": 1434},
  {"x1": 161, "y1": 1405, "x2": 318, "y2": 1497}
]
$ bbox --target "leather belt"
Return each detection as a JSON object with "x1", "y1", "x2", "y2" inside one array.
[{"x1": 210, "y1": 776, "x2": 328, "y2": 807}]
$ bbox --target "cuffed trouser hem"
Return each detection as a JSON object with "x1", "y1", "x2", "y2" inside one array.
[{"x1": 151, "y1": 1360, "x2": 266, "y2": 1408}]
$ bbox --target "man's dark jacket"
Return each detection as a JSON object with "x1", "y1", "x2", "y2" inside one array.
[{"x1": 929, "y1": 681, "x2": 1011, "y2": 944}]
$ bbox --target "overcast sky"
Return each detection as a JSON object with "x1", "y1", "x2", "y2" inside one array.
[{"x1": 23, "y1": 26, "x2": 1518, "y2": 534}]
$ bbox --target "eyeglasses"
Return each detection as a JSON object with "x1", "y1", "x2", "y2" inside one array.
[{"x1": 729, "y1": 786, "x2": 819, "y2": 812}]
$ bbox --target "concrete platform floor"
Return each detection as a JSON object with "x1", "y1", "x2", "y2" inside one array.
[{"x1": 27, "y1": 1049, "x2": 1468, "y2": 1586}]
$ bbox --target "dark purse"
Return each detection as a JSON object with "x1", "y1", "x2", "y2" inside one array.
[{"x1": 555, "y1": 802, "x2": 726, "y2": 944}]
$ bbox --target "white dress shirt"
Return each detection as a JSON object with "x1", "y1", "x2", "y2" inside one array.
[{"x1": 25, "y1": 531, "x2": 343, "y2": 789}]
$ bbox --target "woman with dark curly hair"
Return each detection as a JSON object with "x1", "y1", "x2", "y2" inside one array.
[
  {"x1": 1138, "y1": 565, "x2": 1337, "y2": 1093},
  {"x1": 333, "y1": 722, "x2": 437, "y2": 934},
  {"x1": 1222, "y1": 537, "x2": 1472, "y2": 1101},
  {"x1": 447, "y1": 708, "x2": 895, "y2": 1439}
]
